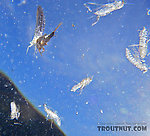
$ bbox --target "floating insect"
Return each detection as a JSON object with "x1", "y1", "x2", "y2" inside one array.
[
  {"x1": 139, "y1": 27, "x2": 149, "y2": 59},
  {"x1": 71, "y1": 76, "x2": 93, "y2": 94},
  {"x1": 129, "y1": 27, "x2": 149, "y2": 61},
  {"x1": 26, "y1": 6, "x2": 62, "y2": 55},
  {"x1": 84, "y1": 0, "x2": 124, "y2": 26},
  {"x1": 125, "y1": 48, "x2": 148, "y2": 73},
  {"x1": 43, "y1": 104, "x2": 61, "y2": 127},
  {"x1": 10, "y1": 101, "x2": 20, "y2": 120}
]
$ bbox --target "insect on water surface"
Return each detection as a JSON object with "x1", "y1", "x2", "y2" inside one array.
[
  {"x1": 138, "y1": 27, "x2": 150, "y2": 59},
  {"x1": 26, "y1": 6, "x2": 62, "y2": 55},
  {"x1": 71, "y1": 76, "x2": 93, "y2": 94},
  {"x1": 84, "y1": 0, "x2": 125, "y2": 26},
  {"x1": 129, "y1": 27, "x2": 150, "y2": 62},
  {"x1": 10, "y1": 101, "x2": 20, "y2": 120},
  {"x1": 43, "y1": 104, "x2": 61, "y2": 127},
  {"x1": 125, "y1": 48, "x2": 149, "y2": 73}
]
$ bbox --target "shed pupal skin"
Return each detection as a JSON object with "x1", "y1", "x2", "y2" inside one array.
[
  {"x1": 80, "y1": 76, "x2": 93, "y2": 90},
  {"x1": 139, "y1": 27, "x2": 149, "y2": 59},
  {"x1": 10, "y1": 101, "x2": 20, "y2": 120},
  {"x1": 84, "y1": 0, "x2": 124, "y2": 26},
  {"x1": 93, "y1": 0, "x2": 124, "y2": 26},
  {"x1": 71, "y1": 83, "x2": 82, "y2": 92},
  {"x1": 128, "y1": 27, "x2": 150, "y2": 62},
  {"x1": 43, "y1": 104, "x2": 61, "y2": 126},
  {"x1": 71, "y1": 76, "x2": 93, "y2": 94},
  {"x1": 126, "y1": 48, "x2": 149, "y2": 73},
  {"x1": 94, "y1": 0, "x2": 124, "y2": 16}
]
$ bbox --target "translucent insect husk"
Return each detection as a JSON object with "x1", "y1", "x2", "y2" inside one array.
[
  {"x1": 71, "y1": 76, "x2": 93, "y2": 93},
  {"x1": 10, "y1": 101, "x2": 20, "y2": 120},
  {"x1": 138, "y1": 27, "x2": 149, "y2": 59},
  {"x1": 126, "y1": 48, "x2": 148, "y2": 73},
  {"x1": 85, "y1": 0, "x2": 124, "y2": 26},
  {"x1": 44, "y1": 104, "x2": 61, "y2": 126}
]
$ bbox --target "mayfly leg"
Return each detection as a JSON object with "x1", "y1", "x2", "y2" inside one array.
[
  {"x1": 84, "y1": 3, "x2": 93, "y2": 12},
  {"x1": 128, "y1": 44, "x2": 139, "y2": 47},
  {"x1": 92, "y1": 15, "x2": 100, "y2": 26},
  {"x1": 26, "y1": 44, "x2": 34, "y2": 54},
  {"x1": 51, "y1": 120, "x2": 54, "y2": 129}
]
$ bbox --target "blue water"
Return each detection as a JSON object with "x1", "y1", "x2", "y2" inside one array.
[{"x1": 0, "y1": 0, "x2": 150, "y2": 136}]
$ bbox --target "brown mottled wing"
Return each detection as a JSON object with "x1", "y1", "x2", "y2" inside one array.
[{"x1": 34, "y1": 6, "x2": 45, "y2": 37}]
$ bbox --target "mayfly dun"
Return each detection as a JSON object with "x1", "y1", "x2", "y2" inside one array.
[
  {"x1": 84, "y1": 0, "x2": 124, "y2": 26},
  {"x1": 125, "y1": 48, "x2": 148, "y2": 73},
  {"x1": 10, "y1": 101, "x2": 20, "y2": 120},
  {"x1": 26, "y1": 6, "x2": 62, "y2": 55},
  {"x1": 71, "y1": 76, "x2": 93, "y2": 94},
  {"x1": 43, "y1": 104, "x2": 61, "y2": 127}
]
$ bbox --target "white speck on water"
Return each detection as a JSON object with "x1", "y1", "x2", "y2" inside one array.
[
  {"x1": 4, "y1": 84, "x2": 8, "y2": 87},
  {"x1": 106, "y1": 92, "x2": 110, "y2": 96},
  {"x1": 101, "y1": 80, "x2": 104, "y2": 83},
  {"x1": 100, "y1": 109, "x2": 103, "y2": 114},
  {"x1": 19, "y1": 80, "x2": 22, "y2": 84},
  {"x1": 122, "y1": 91, "x2": 125, "y2": 94},
  {"x1": 4, "y1": 34, "x2": 7, "y2": 38},
  {"x1": 85, "y1": 101, "x2": 88, "y2": 105},
  {"x1": 38, "y1": 105, "x2": 42, "y2": 107}
]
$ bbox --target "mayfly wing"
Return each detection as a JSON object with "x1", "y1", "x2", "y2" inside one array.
[{"x1": 34, "y1": 6, "x2": 45, "y2": 37}]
